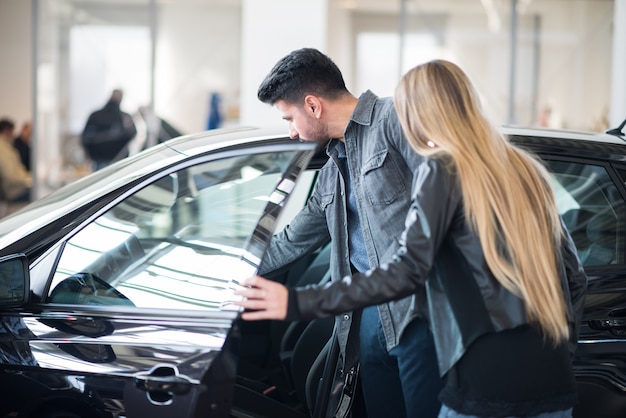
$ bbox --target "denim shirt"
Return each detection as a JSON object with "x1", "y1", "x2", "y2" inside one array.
[{"x1": 260, "y1": 90, "x2": 425, "y2": 357}]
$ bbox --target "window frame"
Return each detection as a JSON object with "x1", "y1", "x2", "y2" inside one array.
[{"x1": 541, "y1": 154, "x2": 626, "y2": 269}]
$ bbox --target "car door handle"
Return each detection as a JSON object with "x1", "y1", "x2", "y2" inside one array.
[
  {"x1": 134, "y1": 365, "x2": 192, "y2": 395},
  {"x1": 588, "y1": 319, "x2": 626, "y2": 330}
]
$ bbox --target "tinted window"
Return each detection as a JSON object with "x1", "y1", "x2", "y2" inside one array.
[
  {"x1": 545, "y1": 160, "x2": 625, "y2": 266},
  {"x1": 48, "y1": 151, "x2": 299, "y2": 310}
]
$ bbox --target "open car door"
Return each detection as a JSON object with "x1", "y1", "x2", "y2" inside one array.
[{"x1": 0, "y1": 140, "x2": 317, "y2": 418}]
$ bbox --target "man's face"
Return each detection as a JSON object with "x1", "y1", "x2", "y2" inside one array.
[
  {"x1": 0, "y1": 127, "x2": 14, "y2": 139},
  {"x1": 274, "y1": 100, "x2": 330, "y2": 145},
  {"x1": 22, "y1": 124, "x2": 32, "y2": 142}
]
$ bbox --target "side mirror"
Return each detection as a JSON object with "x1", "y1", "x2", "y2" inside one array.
[{"x1": 0, "y1": 254, "x2": 29, "y2": 306}]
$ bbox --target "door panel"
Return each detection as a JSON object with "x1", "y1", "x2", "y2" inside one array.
[
  {"x1": 544, "y1": 158, "x2": 626, "y2": 417},
  {"x1": 0, "y1": 147, "x2": 315, "y2": 418}
]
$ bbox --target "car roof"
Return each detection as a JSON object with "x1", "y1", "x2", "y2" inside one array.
[
  {"x1": 500, "y1": 125, "x2": 626, "y2": 164},
  {"x1": 1, "y1": 124, "x2": 623, "y2": 251},
  {"x1": 502, "y1": 125, "x2": 626, "y2": 146},
  {"x1": 0, "y1": 126, "x2": 304, "y2": 248}
]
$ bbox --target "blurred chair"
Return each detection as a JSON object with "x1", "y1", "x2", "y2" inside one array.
[{"x1": 0, "y1": 191, "x2": 29, "y2": 219}]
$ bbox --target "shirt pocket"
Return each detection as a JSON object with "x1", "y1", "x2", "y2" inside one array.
[
  {"x1": 320, "y1": 192, "x2": 335, "y2": 211},
  {"x1": 316, "y1": 163, "x2": 338, "y2": 212},
  {"x1": 362, "y1": 149, "x2": 406, "y2": 205}
]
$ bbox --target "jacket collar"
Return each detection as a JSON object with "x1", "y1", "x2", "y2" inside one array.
[
  {"x1": 325, "y1": 90, "x2": 380, "y2": 157},
  {"x1": 350, "y1": 90, "x2": 378, "y2": 126}
]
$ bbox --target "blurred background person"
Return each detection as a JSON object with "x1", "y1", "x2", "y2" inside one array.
[
  {"x1": 0, "y1": 118, "x2": 32, "y2": 202},
  {"x1": 80, "y1": 89, "x2": 137, "y2": 171},
  {"x1": 12, "y1": 121, "x2": 32, "y2": 172},
  {"x1": 207, "y1": 92, "x2": 223, "y2": 130}
]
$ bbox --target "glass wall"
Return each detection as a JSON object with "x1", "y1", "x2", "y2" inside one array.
[
  {"x1": 32, "y1": 0, "x2": 615, "y2": 198},
  {"x1": 35, "y1": 0, "x2": 155, "y2": 196},
  {"x1": 350, "y1": 0, "x2": 613, "y2": 130},
  {"x1": 34, "y1": 0, "x2": 242, "y2": 197}
]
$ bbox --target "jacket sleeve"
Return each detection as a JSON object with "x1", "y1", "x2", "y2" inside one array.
[
  {"x1": 121, "y1": 112, "x2": 137, "y2": 141},
  {"x1": 291, "y1": 157, "x2": 459, "y2": 321},
  {"x1": 560, "y1": 222, "x2": 588, "y2": 355}
]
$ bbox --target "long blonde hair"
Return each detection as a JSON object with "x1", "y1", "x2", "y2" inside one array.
[{"x1": 394, "y1": 60, "x2": 568, "y2": 343}]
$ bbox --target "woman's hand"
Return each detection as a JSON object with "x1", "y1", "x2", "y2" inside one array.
[{"x1": 233, "y1": 275, "x2": 289, "y2": 320}]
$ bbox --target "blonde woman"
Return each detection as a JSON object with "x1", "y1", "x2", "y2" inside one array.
[{"x1": 236, "y1": 60, "x2": 588, "y2": 418}]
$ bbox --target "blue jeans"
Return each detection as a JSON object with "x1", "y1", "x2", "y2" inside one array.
[
  {"x1": 359, "y1": 305, "x2": 442, "y2": 418},
  {"x1": 438, "y1": 404, "x2": 573, "y2": 418}
]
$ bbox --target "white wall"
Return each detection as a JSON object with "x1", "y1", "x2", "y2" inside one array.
[
  {"x1": 156, "y1": 2, "x2": 241, "y2": 134},
  {"x1": 611, "y1": 0, "x2": 626, "y2": 128},
  {"x1": 528, "y1": 0, "x2": 613, "y2": 130},
  {"x1": 0, "y1": 0, "x2": 32, "y2": 127},
  {"x1": 326, "y1": 6, "x2": 355, "y2": 93},
  {"x1": 239, "y1": 0, "x2": 328, "y2": 127}
]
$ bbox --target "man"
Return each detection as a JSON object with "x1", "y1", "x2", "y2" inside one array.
[
  {"x1": 256, "y1": 48, "x2": 441, "y2": 418},
  {"x1": 0, "y1": 118, "x2": 32, "y2": 202},
  {"x1": 13, "y1": 121, "x2": 32, "y2": 172},
  {"x1": 81, "y1": 89, "x2": 137, "y2": 171}
]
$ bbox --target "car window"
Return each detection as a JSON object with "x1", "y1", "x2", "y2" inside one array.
[
  {"x1": 545, "y1": 160, "x2": 625, "y2": 267},
  {"x1": 47, "y1": 151, "x2": 301, "y2": 310}
]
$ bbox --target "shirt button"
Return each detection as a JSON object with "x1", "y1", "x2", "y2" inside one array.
[
  {"x1": 343, "y1": 314, "x2": 350, "y2": 320},
  {"x1": 340, "y1": 191, "x2": 345, "y2": 196}
]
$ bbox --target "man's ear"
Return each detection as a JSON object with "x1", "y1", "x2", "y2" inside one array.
[{"x1": 304, "y1": 95, "x2": 323, "y2": 119}]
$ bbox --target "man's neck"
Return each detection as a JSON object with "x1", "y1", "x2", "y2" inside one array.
[{"x1": 326, "y1": 95, "x2": 359, "y2": 141}]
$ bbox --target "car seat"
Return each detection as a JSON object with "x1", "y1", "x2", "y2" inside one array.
[
  {"x1": 580, "y1": 209, "x2": 617, "y2": 265},
  {"x1": 289, "y1": 315, "x2": 335, "y2": 410},
  {"x1": 272, "y1": 243, "x2": 332, "y2": 393},
  {"x1": 233, "y1": 243, "x2": 333, "y2": 416},
  {"x1": 561, "y1": 208, "x2": 594, "y2": 253}
]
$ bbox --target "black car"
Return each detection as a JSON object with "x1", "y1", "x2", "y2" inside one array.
[{"x1": 0, "y1": 124, "x2": 625, "y2": 418}]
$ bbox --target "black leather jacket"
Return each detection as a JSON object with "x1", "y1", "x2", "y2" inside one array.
[{"x1": 292, "y1": 157, "x2": 588, "y2": 376}]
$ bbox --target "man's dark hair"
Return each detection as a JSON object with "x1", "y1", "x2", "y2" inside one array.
[
  {"x1": 257, "y1": 48, "x2": 348, "y2": 105},
  {"x1": 0, "y1": 118, "x2": 15, "y2": 133},
  {"x1": 110, "y1": 89, "x2": 123, "y2": 103}
]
